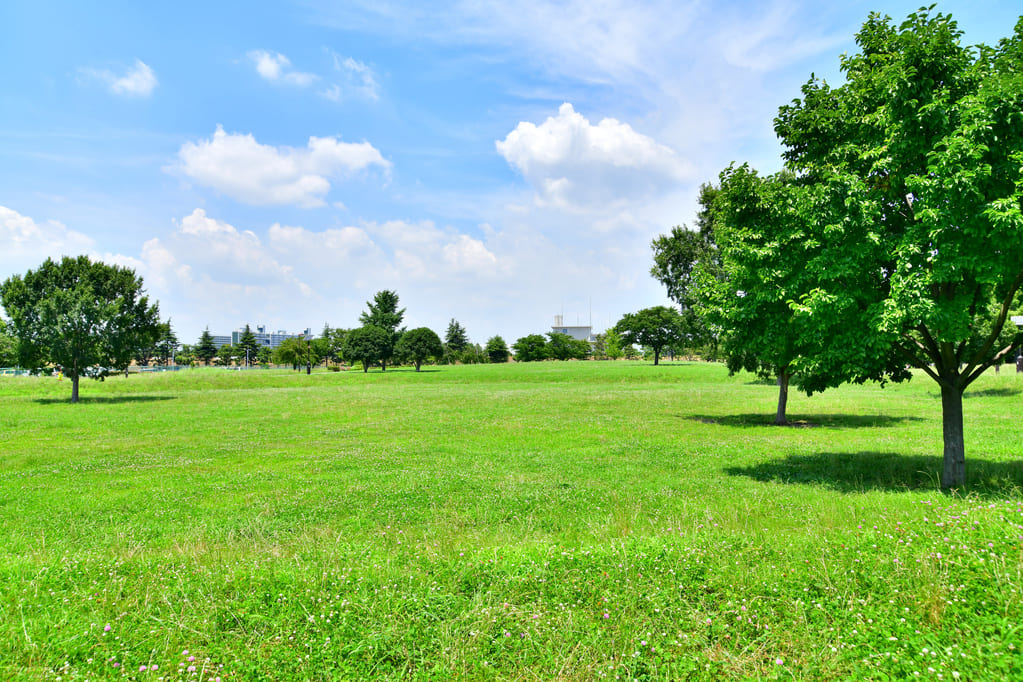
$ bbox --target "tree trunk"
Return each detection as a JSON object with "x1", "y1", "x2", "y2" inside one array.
[
  {"x1": 940, "y1": 383, "x2": 966, "y2": 488},
  {"x1": 71, "y1": 375, "x2": 79, "y2": 403},
  {"x1": 363, "y1": 364, "x2": 369, "y2": 373},
  {"x1": 774, "y1": 370, "x2": 789, "y2": 426},
  {"x1": 653, "y1": 349, "x2": 660, "y2": 365},
  {"x1": 415, "y1": 360, "x2": 422, "y2": 372}
]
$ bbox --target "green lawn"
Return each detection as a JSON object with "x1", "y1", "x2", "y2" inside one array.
[{"x1": 1, "y1": 362, "x2": 1021, "y2": 680}]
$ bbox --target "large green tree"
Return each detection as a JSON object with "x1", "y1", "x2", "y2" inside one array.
[
  {"x1": 0, "y1": 256, "x2": 161, "y2": 402},
  {"x1": 359, "y1": 290, "x2": 405, "y2": 370},
  {"x1": 396, "y1": 327, "x2": 444, "y2": 371},
  {"x1": 614, "y1": 306, "x2": 685, "y2": 366},
  {"x1": 157, "y1": 319, "x2": 178, "y2": 366},
  {"x1": 342, "y1": 325, "x2": 390, "y2": 372},
  {"x1": 701, "y1": 165, "x2": 833, "y2": 425},
  {"x1": 773, "y1": 9, "x2": 1023, "y2": 486}
]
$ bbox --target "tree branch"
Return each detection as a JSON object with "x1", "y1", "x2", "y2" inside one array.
[
  {"x1": 896, "y1": 338, "x2": 943, "y2": 385},
  {"x1": 961, "y1": 269, "x2": 1023, "y2": 387}
]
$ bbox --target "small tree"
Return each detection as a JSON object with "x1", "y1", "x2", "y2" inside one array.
[
  {"x1": 604, "y1": 328, "x2": 624, "y2": 360},
  {"x1": 157, "y1": 319, "x2": 178, "y2": 365},
  {"x1": 236, "y1": 324, "x2": 260, "y2": 367},
  {"x1": 196, "y1": 328, "x2": 218, "y2": 366},
  {"x1": 445, "y1": 319, "x2": 469, "y2": 355},
  {"x1": 396, "y1": 327, "x2": 444, "y2": 371},
  {"x1": 0, "y1": 256, "x2": 161, "y2": 402},
  {"x1": 215, "y1": 343, "x2": 238, "y2": 367},
  {"x1": 485, "y1": 335, "x2": 510, "y2": 363},
  {"x1": 342, "y1": 325, "x2": 390, "y2": 372},
  {"x1": 614, "y1": 306, "x2": 684, "y2": 365},
  {"x1": 512, "y1": 334, "x2": 548, "y2": 362}
]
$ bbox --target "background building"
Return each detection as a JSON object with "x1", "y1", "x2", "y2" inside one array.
[{"x1": 551, "y1": 315, "x2": 594, "y2": 343}]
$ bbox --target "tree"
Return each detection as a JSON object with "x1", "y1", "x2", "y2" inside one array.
[
  {"x1": 342, "y1": 325, "x2": 390, "y2": 372},
  {"x1": 701, "y1": 165, "x2": 835, "y2": 425},
  {"x1": 772, "y1": 9, "x2": 1023, "y2": 486},
  {"x1": 157, "y1": 319, "x2": 178, "y2": 365},
  {"x1": 359, "y1": 290, "x2": 405, "y2": 370},
  {"x1": 604, "y1": 328, "x2": 624, "y2": 360},
  {"x1": 445, "y1": 319, "x2": 469, "y2": 355},
  {"x1": 196, "y1": 328, "x2": 217, "y2": 366},
  {"x1": 0, "y1": 318, "x2": 18, "y2": 367},
  {"x1": 651, "y1": 183, "x2": 723, "y2": 355},
  {"x1": 256, "y1": 345, "x2": 274, "y2": 366},
  {"x1": 236, "y1": 324, "x2": 259, "y2": 367},
  {"x1": 512, "y1": 334, "x2": 548, "y2": 362},
  {"x1": 216, "y1": 343, "x2": 238, "y2": 367},
  {"x1": 396, "y1": 327, "x2": 444, "y2": 371},
  {"x1": 614, "y1": 306, "x2": 684, "y2": 366},
  {"x1": 546, "y1": 332, "x2": 590, "y2": 360},
  {"x1": 0, "y1": 256, "x2": 161, "y2": 402},
  {"x1": 485, "y1": 335, "x2": 510, "y2": 363}
]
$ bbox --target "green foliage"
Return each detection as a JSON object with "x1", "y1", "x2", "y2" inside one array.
[
  {"x1": 215, "y1": 343, "x2": 238, "y2": 367},
  {"x1": 156, "y1": 319, "x2": 178, "y2": 365},
  {"x1": 770, "y1": 7, "x2": 1023, "y2": 484},
  {"x1": 485, "y1": 335, "x2": 509, "y2": 363},
  {"x1": 512, "y1": 333, "x2": 548, "y2": 361},
  {"x1": 444, "y1": 318, "x2": 470, "y2": 354},
  {"x1": 0, "y1": 255, "x2": 161, "y2": 402},
  {"x1": 0, "y1": 318, "x2": 17, "y2": 367},
  {"x1": 614, "y1": 306, "x2": 685, "y2": 365},
  {"x1": 195, "y1": 328, "x2": 217, "y2": 366},
  {"x1": 359, "y1": 290, "x2": 405, "y2": 370},
  {"x1": 546, "y1": 331, "x2": 590, "y2": 360},
  {"x1": 274, "y1": 336, "x2": 316, "y2": 370},
  {"x1": 604, "y1": 328, "x2": 624, "y2": 360},
  {"x1": 236, "y1": 324, "x2": 259, "y2": 366},
  {"x1": 342, "y1": 325, "x2": 391, "y2": 372},
  {"x1": 395, "y1": 327, "x2": 444, "y2": 371}
]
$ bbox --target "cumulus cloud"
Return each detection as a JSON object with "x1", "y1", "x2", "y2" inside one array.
[
  {"x1": 248, "y1": 50, "x2": 319, "y2": 86},
  {"x1": 171, "y1": 126, "x2": 391, "y2": 207},
  {"x1": 0, "y1": 205, "x2": 95, "y2": 277},
  {"x1": 496, "y1": 103, "x2": 690, "y2": 210},
  {"x1": 78, "y1": 59, "x2": 158, "y2": 97}
]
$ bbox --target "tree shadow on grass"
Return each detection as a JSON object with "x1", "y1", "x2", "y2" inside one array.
[
  {"x1": 34, "y1": 395, "x2": 176, "y2": 405},
  {"x1": 725, "y1": 451, "x2": 1023, "y2": 496},
  {"x1": 684, "y1": 413, "x2": 924, "y2": 429},
  {"x1": 963, "y1": 386, "x2": 1022, "y2": 398}
]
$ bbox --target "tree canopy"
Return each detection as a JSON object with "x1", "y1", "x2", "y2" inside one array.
[
  {"x1": 359, "y1": 290, "x2": 405, "y2": 370},
  {"x1": 445, "y1": 319, "x2": 469, "y2": 354},
  {"x1": 0, "y1": 256, "x2": 161, "y2": 402},
  {"x1": 396, "y1": 327, "x2": 444, "y2": 371},
  {"x1": 343, "y1": 325, "x2": 391, "y2": 372},
  {"x1": 195, "y1": 328, "x2": 217, "y2": 366},
  {"x1": 614, "y1": 306, "x2": 685, "y2": 366},
  {"x1": 512, "y1": 334, "x2": 548, "y2": 362},
  {"x1": 485, "y1": 335, "x2": 509, "y2": 363},
  {"x1": 768, "y1": 9, "x2": 1023, "y2": 486},
  {"x1": 236, "y1": 325, "x2": 259, "y2": 367}
]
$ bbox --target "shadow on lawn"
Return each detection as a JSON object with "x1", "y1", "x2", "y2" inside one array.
[
  {"x1": 34, "y1": 395, "x2": 176, "y2": 405},
  {"x1": 725, "y1": 451, "x2": 1023, "y2": 495},
  {"x1": 685, "y1": 413, "x2": 924, "y2": 429}
]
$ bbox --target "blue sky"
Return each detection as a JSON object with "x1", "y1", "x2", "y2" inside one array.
[{"x1": 2, "y1": 0, "x2": 1020, "y2": 345}]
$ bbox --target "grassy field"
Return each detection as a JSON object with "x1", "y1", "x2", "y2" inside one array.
[{"x1": 1, "y1": 361, "x2": 1021, "y2": 680}]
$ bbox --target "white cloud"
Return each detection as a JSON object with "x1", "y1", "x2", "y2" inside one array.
[
  {"x1": 247, "y1": 50, "x2": 319, "y2": 86},
  {"x1": 171, "y1": 126, "x2": 391, "y2": 207},
  {"x1": 497, "y1": 103, "x2": 691, "y2": 211},
  {"x1": 0, "y1": 205, "x2": 95, "y2": 277},
  {"x1": 321, "y1": 52, "x2": 380, "y2": 102},
  {"x1": 78, "y1": 59, "x2": 158, "y2": 97}
]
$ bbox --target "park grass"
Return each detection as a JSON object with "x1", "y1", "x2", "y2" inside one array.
[{"x1": 0, "y1": 361, "x2": 1021, "y2": 680}]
